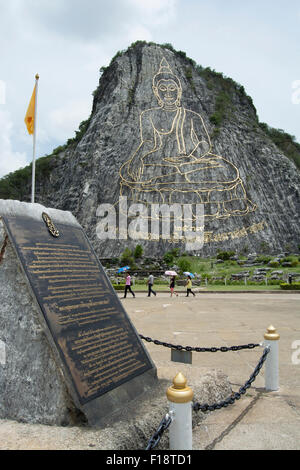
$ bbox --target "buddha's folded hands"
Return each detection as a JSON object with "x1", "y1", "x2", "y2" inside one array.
[
  {"x1": 163, "y1": 154, "x2": 198, "y2": 163},
  {"x1": 127, "y1": 156, "x2": 143, "y2": 181}
]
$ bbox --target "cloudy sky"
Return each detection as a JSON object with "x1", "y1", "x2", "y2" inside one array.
[{"x1": 0, "y1": 0, "x2": 299, "y2": 178}]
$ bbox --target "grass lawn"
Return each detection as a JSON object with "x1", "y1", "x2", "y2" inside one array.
[
  {"x1": 118, "y1": 283, "x2": 283, "y2": 292},
  {"x1": 112, "y1": 253, "x2": 300, "y2": 293},
  {"x1": 197, "y1": 284, "x2": 282, "y2": 291},
  {"x1": 179, "y1": 255, "x2": 300, "y2": 278}
]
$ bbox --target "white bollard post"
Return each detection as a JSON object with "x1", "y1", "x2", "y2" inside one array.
[
  {"x1": 264, "y1": 325, "x2": 280, "y2": 391},
  {"x1": 166, "y1": 372, "x2": 193, "y2": 450}
]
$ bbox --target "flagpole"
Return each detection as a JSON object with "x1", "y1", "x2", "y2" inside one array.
[{"x1": 31, "y1": 73, "x2": 39, "y2": 204}]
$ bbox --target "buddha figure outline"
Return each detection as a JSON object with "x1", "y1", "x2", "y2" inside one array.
[{"x1": 119, "y1": 58, "x2": 256, "y2": 220}]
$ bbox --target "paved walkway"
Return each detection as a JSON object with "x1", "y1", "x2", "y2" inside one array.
[
  {"x1": 0, "y1": 292, "x2": 299, "y2": 450},
  {"x1": 120, "y1": 292, "x2": 300, "y2": 450}
]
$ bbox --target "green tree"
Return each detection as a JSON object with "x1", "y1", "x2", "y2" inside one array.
[
  {"x1": 134, "y1": 244, "x2": 143, "y2": 259},
  {"x1": 163, "y1": 252, "x2": 174, "y2": 266},
  {"x1": 177, "y1": 258, "x2": 192, "y2": 273},
  {"x1": 121, "y1": 248, "x2": 134, "y2": 266}
]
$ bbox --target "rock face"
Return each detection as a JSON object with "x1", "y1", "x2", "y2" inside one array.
[
  {"x1": 0, "y1": 217, "x2": 81, "y2": 425},
  {"x1": 29, "y1": 42, "x2": 300, "y2": 256}
]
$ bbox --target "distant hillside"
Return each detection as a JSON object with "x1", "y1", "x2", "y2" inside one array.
[
  {"x1": 0, "y1": 41, "x2": 299, "y2": 202},
  {"x1": 0, "y1": 41, "x2": 299, "y2": 256}
]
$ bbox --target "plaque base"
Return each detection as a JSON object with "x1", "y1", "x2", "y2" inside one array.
[{"x1": 83, "y1": 368, "x2": 157, "y2": 425}]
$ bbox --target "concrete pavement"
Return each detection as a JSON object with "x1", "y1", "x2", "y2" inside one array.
[
  {"x1": 0, "y1": 292, "x2": 299, "y2": 450},
  {"x1": 120, "y1": 292, "x2": 300, "y2": 450}
]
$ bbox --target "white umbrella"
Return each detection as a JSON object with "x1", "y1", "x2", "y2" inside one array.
[{"x1": 165, "y1": 270, "x2": 177, "y2": 276}]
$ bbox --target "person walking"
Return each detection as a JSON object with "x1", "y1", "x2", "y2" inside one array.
[
  {"x1": 170, "y1": 276, "x2": 178, "y2": 297},
  {"x1": 123, "y1": 273, "x2": 135, "y2": 298},
  {"x1": 147, "y1": 273, "x2": 157, "y2": 297},
  {"x1": 186, "y1": 275, "x2": 196, "y2": 297}
]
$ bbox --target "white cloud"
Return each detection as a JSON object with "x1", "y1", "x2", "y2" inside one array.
[
  {"x1": 48, "y1": 99, "x2": 92, "y2": 142},
  {"x1": 128, "y1": 0, "x2": 177, "y2": 25},
  {"x1": 0, "y1": 111, "x2": 28, "y2": 177},
  {"x1": 126, "y1": 25, "x2": 153, "y2": 43},
  {"x1": 0, "y1": 81, "x2": 6, "y2": 105}
]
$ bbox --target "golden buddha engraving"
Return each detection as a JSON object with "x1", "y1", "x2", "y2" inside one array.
[{"x1": 119, "y1": 58, "x2": 256, "y2": 221}]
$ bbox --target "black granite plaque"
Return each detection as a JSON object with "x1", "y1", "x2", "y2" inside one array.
[{"x1": 3, "y1": 215, "x2": 155, "y2": 408}]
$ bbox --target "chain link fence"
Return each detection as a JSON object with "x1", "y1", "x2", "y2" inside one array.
[
  {"x1": 139, "y1": 333, "x2": 261, "y2": 353},
  {"x1": 193, "y1": 346, "x2": 269, "y2": 413},
  {"x1": 145, "y1": 413, "x2": 173, "y2": 450},
  {"x1": 142, "y1": 334, "x2": 269, "y2": 450}
]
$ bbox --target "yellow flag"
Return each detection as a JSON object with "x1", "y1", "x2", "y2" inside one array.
[{"x1": 24, "y1": 84, "x2": 36, "y2": 135}]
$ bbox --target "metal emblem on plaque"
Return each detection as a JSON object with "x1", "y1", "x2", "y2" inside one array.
[{"x1": 42, "y1": 212, "x2": 60, "y2": 237}]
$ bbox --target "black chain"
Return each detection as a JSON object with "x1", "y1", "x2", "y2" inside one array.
[
  {"x1": 193, "y1": 346, "x2": 270, "y2": 413},
  {"x1": 139, "y1": 334, "x2": 260, "y2": 353},
  {"x1": 145, "y1": 413, "x2": 173, "y2": 451}
]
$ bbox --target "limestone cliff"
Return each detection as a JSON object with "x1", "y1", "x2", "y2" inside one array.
[{"x1": 1, "y1": 42, "x2": 300, "y2": 256}]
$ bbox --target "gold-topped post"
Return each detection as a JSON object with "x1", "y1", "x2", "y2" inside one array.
[
  {"x1": 264, "y1": 325, "x2": 280, "y2": 341},
  {"x1": 166, "y1": 373, "x2": 193, "y2": 449},
  {"x1": 264, "y1": 325, "x2": 280, "y2": 391},
  {"x1": 167, "y1": 372, "x2": 194, "y2": 403}
]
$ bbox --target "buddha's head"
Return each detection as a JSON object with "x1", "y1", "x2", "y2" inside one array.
[{"x1": 153, "y1": 58, "x2": 182, "y2": 109}]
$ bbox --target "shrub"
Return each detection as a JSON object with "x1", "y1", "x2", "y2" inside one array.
[
  {"x1": 201, "y1": 273, "x2": 212, "y2": 281},
  {"x1": 217, "y1": 251, "x2": 235, "y2": 261},
  {"x1": 267, "y1": 279, "x2": 282, "y2": 285},
  {"x1": 256, "y1": 255, "x2": 272, "y2": 264},
  {"x1": 280, "y1": 283, "x2": 300, "y2": 290},
  {"x1": 268, "y1": 261, "x2": 280, "y2": 268},
  {"x1": 112, "y1": 284, "x2": 125, "y2": 291}
]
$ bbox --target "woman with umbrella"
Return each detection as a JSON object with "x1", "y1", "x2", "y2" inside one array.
[
  {"x1": 169, "y1": 276, "x2": 179, "y2": 297},
  {"x1": 118, "y1": 266, "x2": 135, "y2": 298},
  {"x1": 165, "y1": 271, "x2": 179, "y2": 297},
  {"x1": 185, "y1": 275, "x2": 196, "y2": 297},
  {"x1": 123, "y1": 271, "x2": 135, "y2": 298}
]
